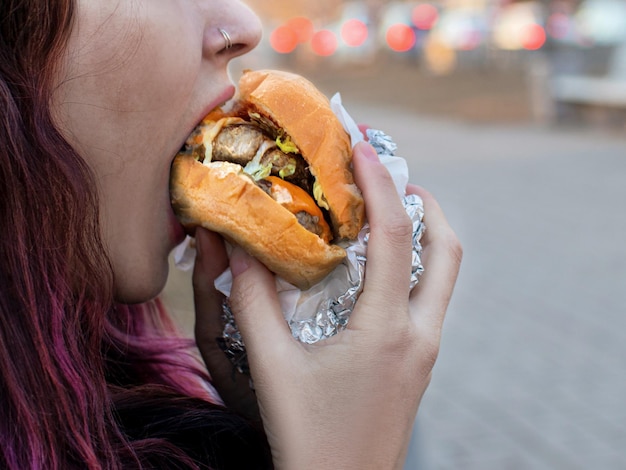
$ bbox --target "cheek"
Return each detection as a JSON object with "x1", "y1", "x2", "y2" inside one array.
[
  {"x1": 119, "y1": 5, "x2": 202, "y2": 121},
  {"x1": 58, "y1": 2, "x2": 201, "y2": 160},
  {"x1": 56, "y1": 1, "x2": 203, "y2": 302}
]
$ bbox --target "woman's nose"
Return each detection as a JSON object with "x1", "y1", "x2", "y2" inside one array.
[{"x1": 203, "y1": 0, "x2": 262, "y2": 59}]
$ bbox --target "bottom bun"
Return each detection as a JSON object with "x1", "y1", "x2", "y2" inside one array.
[{"x1": 170, "y1": 155, "x2": 347, "y2": 290}]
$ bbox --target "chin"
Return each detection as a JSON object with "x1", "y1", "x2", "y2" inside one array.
[{"x1": 113, "y1": 262, "x2": 170, "y2": 305}]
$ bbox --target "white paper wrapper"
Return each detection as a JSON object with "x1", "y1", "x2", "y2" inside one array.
[{"x1": 331, "y1": 93, "x2": 409, "y2": 196}]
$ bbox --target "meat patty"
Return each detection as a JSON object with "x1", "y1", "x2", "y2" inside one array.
[
  {"x1": 260, "y1": 148, "x2": 312, "y2": 193},
  {"x1": 295, "y1": 211, "x2": 326, "y2": 239},
  {"x1": 256, "y1": 179, "x2": 328, "y2": 239},
  {"x1": 212, "y1": 124, "x2": 312, "y2": 192},
  {"x1": 213, "y1": 124, "x2": 264, "y2": 165}
]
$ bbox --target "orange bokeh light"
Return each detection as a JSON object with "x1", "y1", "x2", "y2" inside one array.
[
  {"x1": 311, "y1": 29, "x2": 338, "y2": 56},
  {"x1": 341, "y1": 19, "x2": 369, "y2": 47},
  {"x1": 286, "y1": 16, "x2": 314, "y2": 44},
  {"x1": 270, "y1": 25, "x2": 298, "y2": 53},
  {"x1": 411, "y1": 4, "x2": 438, "y2": 30},
  {"x1": 521, "y1": 23, "x2": 546, "y2": 50},
  {"x1": 386, "y1": 24, "x2": 416, "y2": 52}
]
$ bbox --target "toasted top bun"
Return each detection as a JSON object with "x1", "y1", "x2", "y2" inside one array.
[
  {"x1": 171, "y1": 158, "x2": 346, "y2": 290},
  {"x1": 236, "y1": 69, "x2": 365, "y2": 240},
  {"x1": 170, "y1": 69, "x2": 365, "y2": 289}
]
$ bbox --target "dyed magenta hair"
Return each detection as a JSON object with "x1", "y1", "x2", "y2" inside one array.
[{"x1": 0, "y1": 1, "x2": 270, "y2": 468}]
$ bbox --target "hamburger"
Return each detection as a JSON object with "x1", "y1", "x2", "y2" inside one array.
[{"x1": 170, "y1": 69, "x2": 365, "y2": 290}]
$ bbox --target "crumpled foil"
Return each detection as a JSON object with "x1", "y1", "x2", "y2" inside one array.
[{"x1": 217, "y1": 128, "x2": 425, "y2": 373}]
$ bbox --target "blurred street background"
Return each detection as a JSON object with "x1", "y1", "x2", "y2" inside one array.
[{"x1": 164, "y1": 0, "x2": 626, "y2": 468}]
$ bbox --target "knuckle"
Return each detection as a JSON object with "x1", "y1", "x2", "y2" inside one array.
[
  {"x1": 228, "y1": 273, "x2": 258, "y2": 314},
  {"x1": 406, "y1": 320, "x2": 442, "y2": 375},
  {"x1": 378, "y1": 210, "x2": 413, "y2": 246},
  {"x1": 440, "y1": 228, "x2": 463, "y2": 267},
  {"x1": 228, "y1": 283, "x2": 252, "y2": 313},
  {"x1": 422, "y1": 337, "x2": 441, "y2": 366},
  {"x1": 416, "y1": 336, "x2": 440, "y2": 378},
  {"x1": 447, "y1": 233, "x2": 464, "y2": 267},
  {"x1": 387, "y1": 323, "x2": 441, "y2": 380}
]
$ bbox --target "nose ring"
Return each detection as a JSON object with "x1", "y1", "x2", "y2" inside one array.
[{"x1": 219, "y1": 28, "x2": 233, "y2": 50}]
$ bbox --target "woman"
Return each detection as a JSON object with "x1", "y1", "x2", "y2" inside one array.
[{"x1": 0, "y1": 0, "x2": 462, "y2": 468}]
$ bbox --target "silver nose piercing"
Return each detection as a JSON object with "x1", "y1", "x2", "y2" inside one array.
[{"x1": 219, "y1": 29, "x2": 233, "y2": 50}]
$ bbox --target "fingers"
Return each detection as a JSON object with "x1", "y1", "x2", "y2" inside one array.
[
  {"x1": 350, "y1": 142, "x2": 413, "y2": 326},
  {"x1": 228, "y1": 246, "x2": 295, "y2": 372},
  {"x1": 407, "y1": 185, "x2": 463, "y2": 333},
  {"x1": 358, "y1": 124, "x2": 370, "y2": 140},
  {"x1": 193, "y1": 228, "x2": 228, "y2": 344},
  {"x1": 193, "y1": 229, "x2": 260, "y2": 419}
]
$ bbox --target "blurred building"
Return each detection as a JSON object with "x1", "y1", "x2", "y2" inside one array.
[{"x1": 248, "y1": 0, "x2": 624, "y2": 83}]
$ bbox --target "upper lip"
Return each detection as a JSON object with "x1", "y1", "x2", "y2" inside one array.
[
  {"x1": 177, "y1": 84, "x2": 236, "y2": 151},
  {"x1": 196, "y1": 85, "x2": 236, "y2": 128}
]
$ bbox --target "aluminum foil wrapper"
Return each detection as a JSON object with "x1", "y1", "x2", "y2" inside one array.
[{"x1": 216, "y1": 126, "x2": 425, "y2": 373}]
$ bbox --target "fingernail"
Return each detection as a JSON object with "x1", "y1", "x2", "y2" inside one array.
[
  {"x1": 230, "y1": 246, "x2": 250, "y2": 277},
  {"x1": 357, "y1": 141, "x2": 379, "y2": 162}
]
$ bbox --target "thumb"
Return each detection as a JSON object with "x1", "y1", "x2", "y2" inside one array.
[{"x1": 228, "y1": 246, "x2": 294, "y2": 369}]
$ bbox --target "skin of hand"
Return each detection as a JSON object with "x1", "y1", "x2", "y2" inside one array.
[
  {"x1": 192, "y1": 140, "x2": 462, "y2": 469},
  {"x1": 193, "y1": 228, "x2": 262, "y2": 423}
]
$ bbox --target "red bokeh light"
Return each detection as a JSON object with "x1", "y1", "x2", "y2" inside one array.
[
  {"x1": 521, "y1": 23, "x2": 546, "y2": 50},
  {"x1": 270, "y1": 25, "x2": 298, "y2": 54},
  {"x1": 311, "y1": 29, "x2": 338, "y2": 56},
  {"x1": 411, "y1": 4, "x2": 438, "y2": 30},
  {"x1": 386, "y1": 24, "x2": 416, "y2": 52},
  {"x1": 286, "y1": 16, "x2": 314, "y2": 44},
  {"x1": 341, "y1": 19, "x2": 369, "y2": 47}
]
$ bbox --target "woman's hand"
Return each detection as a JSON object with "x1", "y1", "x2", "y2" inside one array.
[
  {"x1": 228, "y1": 141, "x2": 463, "y2": 469},
  {"x1": 192, "y1": 228, "x2": 261, "y2": 422}
]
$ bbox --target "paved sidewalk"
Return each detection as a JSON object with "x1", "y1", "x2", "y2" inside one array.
[{"x1": 348, "y1": 103, "x2": 626, "y2": 470}]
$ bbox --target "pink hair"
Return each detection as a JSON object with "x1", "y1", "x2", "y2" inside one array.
[{"x1": 0, "y1": 1, "x2": 265, "y2": 468}]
